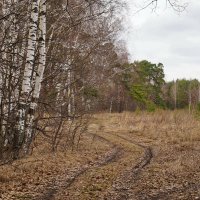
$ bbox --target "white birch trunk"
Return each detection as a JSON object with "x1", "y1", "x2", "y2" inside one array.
[
  {"x1": 18, "y1": 0, "x2": 40, "y2": 154},
  {"x1": 198, "y1": 84, "x2": 200, "y2": 103},
  {"x1": 22, "y1": 0, "x2": 40, "y2": 94},
  {"x1": 71, "y1": 85, "x2": 75, "y2": 115},
  {"x1": 67, "y1": 68, "x2": 72, "y2": 118},
  {"x1": 33, "y1": 0, "x2": 46, "y2": 100},
  {"x1": 188, "y1": 81, "x2": 191, "y2": 114},
  {"x1": 174, "y1": 80, "x2": 177, "y2": 110},
  {"x1": 24, "y1": 0, "x2": 46, "y2": 153},
  {"x1": 109, "y1": 97, "x2": 113, "y2": 113}
]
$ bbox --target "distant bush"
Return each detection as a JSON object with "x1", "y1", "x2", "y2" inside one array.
[{"x1": 146, "y1": 102, "x2": 156, "y2": 112}]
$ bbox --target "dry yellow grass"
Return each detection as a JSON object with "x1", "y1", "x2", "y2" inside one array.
[
  {"x1": 95, "y1": 110, "x2": 200, "y2": 144},
  {"x1": 89, "y1": 111, "x2": 200, "y2": 199}
]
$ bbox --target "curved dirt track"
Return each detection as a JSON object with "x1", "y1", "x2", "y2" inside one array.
[
  {"x1": 29, "y1": 113, "x2": 200, "y2": 200},
  {"x1": 2, "y1": 113, "x2": 200, "y2": 200},
  {"x1": 54, "y1": 126, "x2": 154, "y2": 200},
  {"x1": 60, "y1": 114, "x2": 200, "y2": 200},
  {"x1": 104, "y1": 133, "x2": 153, "y2": 200},
  {"x1": 106, "y1": 131, "x2": 200, "y2": 200}
]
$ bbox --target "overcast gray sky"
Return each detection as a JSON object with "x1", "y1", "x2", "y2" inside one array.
[{"x1": 124, "y1": 0, "x2": 200, "y2": 81}]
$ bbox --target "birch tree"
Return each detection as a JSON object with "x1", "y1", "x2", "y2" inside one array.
[
  {"x1": 0, "y1": 0, "x2": 125, "y2": 161},
  {"x1": 23, "y1": 0, "x2": 47, "y2": 153}
]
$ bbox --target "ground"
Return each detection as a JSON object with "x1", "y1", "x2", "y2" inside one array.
[{"x1": 1, "y1": 110, "x2": 200, "y2": 200}]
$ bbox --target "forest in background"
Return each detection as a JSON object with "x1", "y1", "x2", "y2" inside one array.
[
  {"x1": 0, "y1": 0, "x2": 198, "y2": 165},
  {"x1": 106, "y1": 61, "x2": 200, "y2": 113}
]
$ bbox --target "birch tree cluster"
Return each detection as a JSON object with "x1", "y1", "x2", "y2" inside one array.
[{"x1": 0, "y1": 0, "x2": 126, "y2": 163}]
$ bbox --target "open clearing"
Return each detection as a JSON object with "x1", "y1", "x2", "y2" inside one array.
[{"x1": 1, "y1": 111, "x2": 200, "y2": 200}]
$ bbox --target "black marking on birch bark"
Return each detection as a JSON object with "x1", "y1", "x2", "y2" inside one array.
[
  {"x1": 38, "y1": 37, "x2": 44, "y2": 42},
  {"x1": 33, "y1": 7, "x2": 38, "y2": 13},
  {"x1": 40, "y1": 11, "x2": 46, "y2": 16}
]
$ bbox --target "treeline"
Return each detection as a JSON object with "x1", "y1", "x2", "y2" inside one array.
[
  {"x1": 91, "y1": 60, "x2": 200, "y2": 113},
  {"x1": 164, "y1": 79, "x2": 200, "y2": 111}
]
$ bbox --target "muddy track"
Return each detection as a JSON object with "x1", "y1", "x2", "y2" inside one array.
[
  {"x1": 110, "y1": 133, "x2": 153, "y2": 175},
  {"x1": 35, "y1": 131, "x2": 153, "y2": 200},
  {"x1": 105, "y1": 133, "x2": 153, "y2": 200},
  {"x1": 35, "y1": 133, "x2": 123, "y2": 200},
  {"x1": 115, "y1": 134, "x2": 153, "y2": 172}
]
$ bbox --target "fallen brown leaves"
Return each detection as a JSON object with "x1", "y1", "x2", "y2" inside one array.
[{"x1": 0, "y1": 133, "x2": 110, "y2": 200}]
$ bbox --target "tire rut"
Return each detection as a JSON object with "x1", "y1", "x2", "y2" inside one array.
[
  {"x1": 115, "y1": 134, "x2": 153, "y2": 172},
  {"x1": 105, "y1": 133, "x2": 153, "y2": 200},
  {"x1": 34, "y1": 133, "x2": 123, "y2": 200}
]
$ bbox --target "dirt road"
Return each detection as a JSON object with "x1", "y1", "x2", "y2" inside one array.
[{"x1": 64, "y1": 114, "x2": 200, "y2": 200}]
